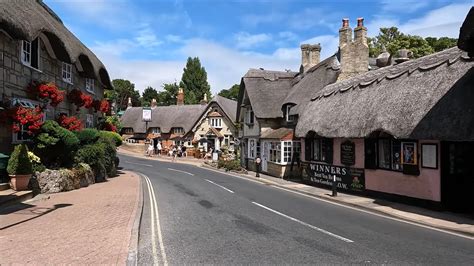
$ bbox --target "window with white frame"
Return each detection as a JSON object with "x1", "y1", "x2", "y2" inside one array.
[
  {"x1": 210, "y1": 118, "x2": 222, "y2": 128},
  {"x1": 150, "y1": 127, "x2": 160, "y2": 134},
  {"x1": 123, "y1": 128, "x2": 133, "y2": 134},
  {"x1": 286, "y1": 105, "x2": 295, "y2": 122},
  {"x1": 21, "y1": 39, "x2": 40, "y2": 69},
  {"x1": 224, "y1": 135, "x2": 229, "y2": 146},
  {"x1": 62, "y1": 62, "x2": 73, "y2": 83},
  {"x1": 248, "y1": 139, "x2": 256, "y2": 158},
  {"x1": 12, "y1": 98, "x2": 43, "y2": 142},
  {"x1": 173, "y1": 127, "x2": 184, "y2": 134},
  {"x1": 269, "y1": 142, "x2": 281, "y2": 163},
  {"x1": 86, "y1": 114, "x2": 94, "y2": 128},
  {"x1": 267, "y1": 140, "x2": 301, "y2": 164},
  {"x1": 85, "y1": 78, "x2": 95, "y2": 94},
  {"x1": 245, "y1": 108, "x2": 254, "y2": 125}
]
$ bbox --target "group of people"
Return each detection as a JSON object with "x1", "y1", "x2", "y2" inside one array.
[{"x1": 146, "y1": 140, "x2": 187, "y2": 162}]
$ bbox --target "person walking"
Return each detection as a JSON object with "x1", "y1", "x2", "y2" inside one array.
[
  {"x1": 157, "y1": 141, "x2": 162, "y2": 156},
  {"x1": 147, "y1": 142, "x2": 154, "y2": 157},
  {"x1": 171, "y1": 146, "x2": 177, "y2": 162}
]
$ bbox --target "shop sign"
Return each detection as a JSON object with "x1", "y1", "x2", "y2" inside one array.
[
  {"x1": 304, "y1": 163, "x2": 365, "y2": 192},
  {"x1": 142, "y1": 108, "x2": 152, "y2": 122},
  {"x1": 340, "y1": 140, "x2": 355, "y2": 166}
]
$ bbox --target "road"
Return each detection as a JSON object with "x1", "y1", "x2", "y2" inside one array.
[{"x1": 120, "y1": 154, "x2": 474, "y2": 264}]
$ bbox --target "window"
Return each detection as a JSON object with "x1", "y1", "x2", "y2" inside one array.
[
  {"x1": 85, "y1": 114, "x2": 94, "y2": 128},
  {"x1": 12, "y1": 99, "x2": 43, "y2": 142},
  {"x1": 62, "y1": 62, "x2": 73, "y2": 83},
  {"x1": 21, "y1": 39, "x2": 39, "y2": 69},
  {"x1": 123, "y1": 128, "x2": 133, "y2": 134},
  {"x1": 173, "y1": 127, "x2": 184, "y2": 134},
  {"x1": 245, "y1": 108, "x2": 254, "y2": 125},
  {"x1": 306, "y1": 138, "x2": 333, "y2": 163},
  {"x1": 85, "y1": 78, "x2": 95, "y2": 94},
  {"x1": 248, "y1": 139, "x2": 256, "y2": 158},
  {"x1": 286, "y1": 105, "x2": 295, "y2": 122},
  {"x1": 150, "y1": 127, "x2": 160, "y2": 134},
  {"x1": 378, "y1": 139, "x2": 402, "y2": 171},
  {"x1": 224, "y1": 135, "x2": 229, "y2": 146},
  {"x1": 210, "y1": 118, "x2": 222, "y2": 128}
]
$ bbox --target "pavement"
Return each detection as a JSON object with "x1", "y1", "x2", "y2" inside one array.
[
  {"x1": 0, "y1": 171, "x2": 140, "y2": 265},
  {"x1": 118, "y1": 147, "x2": 474, "y2": 237}
]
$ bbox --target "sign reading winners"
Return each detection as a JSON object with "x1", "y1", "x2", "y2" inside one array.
[{"x1": 304, "y1": 163, "x2": 365, "y2": 192}]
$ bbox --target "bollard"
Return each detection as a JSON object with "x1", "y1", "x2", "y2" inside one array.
[{"x1": 332, "y1": 175, "x2": 337, "y2": 197}]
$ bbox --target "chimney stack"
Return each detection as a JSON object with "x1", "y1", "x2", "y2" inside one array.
[
  {"x1": 337, "y1": 17, "x2": 369, "y2": 81},
  {"x1": 200, "y1": 93, "x2": 208, "y2": 105},
  {"x1": 127, "y1": 97, "x2": 132, "y2": 109},
  {"x1": 300, "y1": 43, "x2": 321, "y2": 72},
  {"x1": 177, "y1": 88, "x2": 184, "y2": 105},
  {"x1": 151, "y1": 98, "x2": 157, "y2": 109}
]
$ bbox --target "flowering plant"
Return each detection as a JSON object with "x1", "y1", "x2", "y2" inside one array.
[
  {"x1": 92, "y1": 99, "x2": 110, "y2": 113},
  {"x1": 28, "y1": 81, "x2": 65, "y2": 107},
  {"x1": 68, "y1": 89, "x2": 93, "y2": 110},
  {"x1": 28, "y1": 151, "x2": 41, "y2": 164},
  {"x1": 11, "y1": 106, "x2": 44, "y2": 135},
  {"x1": 81, "y1": 94, "x2": 93, "y2": 109},
  {"x1": 57, "y1": 114, "x2": 83, "y2": 131}
]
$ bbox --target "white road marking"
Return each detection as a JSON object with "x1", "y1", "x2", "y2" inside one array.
[
  {"x1": 125, "y1": 161, "x2": 153, "y2": 167},
  {"x1": 167, "y1": 168, "x2": 195, "y2": 176},
  {"x1": 270, "y1": 186, "x2": 474, "y2": 241},
  {"x1": 141, "y1": 173, "x2": 168, "y2": 265},
  {"x1": 252, "y1": 201, "x2": 354, "y2": 243},
  {"x1": 205, "y1": 179, "x2": 235, "y2": 193},
  {"x1": 200, "y1": 166, "x2": 266, "y2": 185}
]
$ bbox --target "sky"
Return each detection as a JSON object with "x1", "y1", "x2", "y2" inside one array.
[{"x1": 44, "y1": 0, "x2": 472, "y2": 94}]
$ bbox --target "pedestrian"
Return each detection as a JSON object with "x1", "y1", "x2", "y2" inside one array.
[
  {"x1": 182, "y1": 145, "x2": 187, "y2": 157},
  {"x1": 178, "y1": 145, "x2": 182, "y2": 157},
  {"x1": 147, "y1": 142, "x2": 154, "y2": 157},
  {"x1": 172, "y1": 146, "x2": 177, "y2": 162},
  {"x1": 157, "y1": 141, "x2": 162, "y2": 156}
]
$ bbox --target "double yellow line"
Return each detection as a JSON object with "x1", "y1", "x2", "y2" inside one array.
[{"x1": 141, "y1": 173, "x2": 168, "y2": 265}]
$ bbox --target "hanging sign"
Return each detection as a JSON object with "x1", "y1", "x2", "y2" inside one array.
[
  {"x1": 142, "y1": 107, "x2": 152, "y2": 122},
  {"x1": 304, "y1": 163, "x2": 365, "y2": 192},
  {"x1": 340, "y1": 140, "x2": 355, "y2": 166}
]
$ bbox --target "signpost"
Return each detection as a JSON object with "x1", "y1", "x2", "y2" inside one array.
[{"x1": 142, "y1": 107, "x2": 152, "y2": 135}]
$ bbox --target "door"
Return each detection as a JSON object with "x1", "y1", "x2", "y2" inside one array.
[
  {"x1": 261, "y1": 141, "x2": 269, "y2": 172},
  {"x1": 441, "y1": 142, "x2": 474, "y2": 213}
]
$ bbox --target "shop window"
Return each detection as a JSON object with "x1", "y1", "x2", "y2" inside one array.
[
  {"x1": 210, "y1": 118, "x2": 222, "y2": 128},
  {"x1": 306, "y1": 138, "x2": 333, "y2": 163},
  {"x1": 85, "y1": 78, "x2": 95, "y2": 94},
  {"x1": 21, "y1": 39, "x2": 40, "y2": 69},
  {"x1": 269, "y1": 142, "x2": 281, "y2": 163},
  {"x1": 62, "y1": 62, "x2": 73, "y2": 83},
  {"x1": 377, "y1": 139, "x2": 402, "y2": 171}
]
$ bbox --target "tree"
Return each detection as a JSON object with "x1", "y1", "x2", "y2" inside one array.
[
  {"x1": 111, "y1": 79, "x2": 141, "y2": 110},
  {"x1": 368, "y1": 27, "x2": 456, "y2": 59},
  {"x1": 156, "y1": 82, "x2": 180, "y2": 106},
  {"x1": 179, "y1": 57, "x2": 211, "y2": 104},
  {"x1": 141, "y1": 86, "x2": 159, "y2": 107},
  {"x1": 218, "y1": 84, "x2": 240, "y2": 100}
]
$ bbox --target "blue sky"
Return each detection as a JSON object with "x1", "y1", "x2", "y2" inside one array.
[{"x1": 44, "y1": 0, "x2": 472, "y2": 94}]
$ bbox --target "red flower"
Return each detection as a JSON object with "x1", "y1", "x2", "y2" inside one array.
[
  {"x1": 11, "y1": 106, "x2": 44, "y2": 135},
  {"x1": 29, "y1": 81, "x2": 65, "y2": 107},
  {"x1": 57, "y1": 114, "x2": 83, "y2": 131},
  {"x1": 68, "y1": 89, "x2": 94, "y2": 110}
]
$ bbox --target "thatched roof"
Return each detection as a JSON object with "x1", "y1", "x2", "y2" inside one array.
[
  {"x1": 212, "y1": 95, "x2": 237, "y2": 122},
  {"x1": 120, "y1": 104, "x2": 207, "y2": 134},
  {"x1": 458, "y1": 7, "x2": 474, "y2": 56},
  {"x1": 260, "y1": 127, "x2": 293, "y2": 140},
  {"x1": 0, "y1": 0, "x2": 113, "y2": 88},
  {"x1": 239, "y1": 69, "x2": 298, "y2": 119},
  {"x1": 283, "y1": 55, "x2": 340, "y2": 116},
  {"x1": 296, "y1": 47, "x2": 474, "y2": 140}
]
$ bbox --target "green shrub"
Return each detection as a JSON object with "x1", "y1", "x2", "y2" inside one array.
[
  {"x1": 34, "y1": 120, "x2": 80, "y2": 168},
  {"x1": 7, "y1": 144, "x2": 32, "y2": 175},
  {"x1": 98, "y1": 130, "x2": 122, "y2": 146},
  {"x1": 217, "y1": 159, "x2": 242, "y2": 172},
  {"x1": 75, "y1": 144, "x2": 106, "y2": 182},
  {"x1": 74, "y1": 128, "x2": 99, "y2": 145},
  {"x1": 97, "y1": 137, "x2": 117, "y2": 177}
]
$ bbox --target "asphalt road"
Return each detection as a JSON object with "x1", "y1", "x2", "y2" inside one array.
[{"x1": 119, "y1": 154, "x2": 474, "y2": 265}]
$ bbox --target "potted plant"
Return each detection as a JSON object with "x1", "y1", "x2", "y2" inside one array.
[{"x1": 7, "y1": 144, "x2": 33, "y2": 191}]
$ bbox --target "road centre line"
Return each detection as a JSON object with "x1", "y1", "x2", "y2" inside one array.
[
  {"x1": 125, "y1": 161, "x2": 153, "y2": 167},
  {"x1": 140, "y1": 173, "x2": 168, "y2": 265},
  {"x1": 205, "y1": 179, "x2": 235, "y2": 193},
  {"x1": 252, "y1": 201, "x2": 354, "y2": 243},
  {"x1": 167, "y1": 168, "x2": 195, "y2": 176},
  {"x1": 270, "y1": 185, "x2": 474, "y2": 241}
]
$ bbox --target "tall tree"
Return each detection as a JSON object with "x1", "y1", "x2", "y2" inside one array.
[
  {"x1": 112, "y1": 79, "x2": 141, "y2": 110},
  {"x1": 218, "y1": 84, "x2": 240, "y2": 100},
  {"x1": 368, "y1": 27, "x2": 457, "y2": 59},
  {"x1": 156, "y1": 82, "x2": 180, "y2": 106},
  {"x1": 179, "y1": 57, "x2": 211, "y2": 104},
  {"x1": 141, "y1": 86, "x2": 159, "y2": 107}
]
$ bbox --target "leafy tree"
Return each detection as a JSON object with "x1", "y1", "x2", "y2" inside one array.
[
  {"x1": 156, "y1": 82, "x2": 180, "y2": 106},
  {"x1": 179, "y1": 57, "x2": 211, "y2": 104},
  {"x1": 218, "y1": 84, "x2": 240, "y2": 100},
  {"x1": 368, "y1": 27, "x2": 457, "y2": 59},
  {"x1": 111, "y1": 79, "x2": 141, "y2": 110},
  {"x1": 141, "y1": 86, "x2": 159, "y2": 107}
]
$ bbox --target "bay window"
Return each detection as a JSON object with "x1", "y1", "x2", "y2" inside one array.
[{"x1": 266, "y1": 140, "x2": 301, "y2": 164}]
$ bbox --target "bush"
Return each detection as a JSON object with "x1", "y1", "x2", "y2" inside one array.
[
  {"x1": 7, "y1": 144, "x2": 32, "y2": 175},
  {"x1": 97, "y1": 137, "x2": 117, "y2": 177},
  {"x1": 34, "y1": 120, "x2": 80, "y2": 168},
  {"x1": 75, "y1": 144, "x2": 106, "y2": 182},
  {"x1": 74, "y1": 128, "x2": 99, "y2": 145},
  {"x1": 217, "y1": 159, "x2": 242, "y2": 172},
  {"x1": 98, "y1": 130, "x2": 122, "y2": 146}
]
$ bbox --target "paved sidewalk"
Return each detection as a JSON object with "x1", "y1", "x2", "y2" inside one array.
[
  {"x1": 0, "y1": 171, "x2": 141, "y2": 265},
  {"x1": 119, "y1": 149, "x2": 474, "y2": 237}
]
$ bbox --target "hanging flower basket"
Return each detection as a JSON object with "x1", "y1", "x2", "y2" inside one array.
[
  {"x1": 68, "y1": 89, "x2": 93, "y2": 110},
  {"x1": 57, "y1": 114, "x2": 83, "y2": 131},
  {"x1": 92, "y1": 99, "x2": 110, "y2": 113},
  {"x1": 11, "y1": 106, "x2": 44, "y2": 135},
  {"x1": 28, "y1": 81, "x2": 65, "y2": 107}
]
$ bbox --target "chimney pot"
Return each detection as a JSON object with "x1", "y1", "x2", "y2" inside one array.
[
  {"x1": 342, "y1": 18, "x2": 349, "y2": 28},
  {"x1": 177, "y1": 88, "x2": 185, "y2": 105},
  {"x1": 357, "y1": 17, "x2": 364, "y2": 27}
]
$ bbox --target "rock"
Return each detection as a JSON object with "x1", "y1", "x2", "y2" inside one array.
[
  {"x1": 73, "y1": 163, "x2": 95, "y2": 187},
  {"x1": 35, "y1": 164, "x2": 95, "y2": 194}
]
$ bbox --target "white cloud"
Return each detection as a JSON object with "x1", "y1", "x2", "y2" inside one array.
[
  {"x1": 301, "y1": 35, "x2": 339, "y2": 59},
  {"x1": 234, "y1": 32, "x2": 272, "y2": 49},
  {"x1": 278, "y1": 31, "x2": 299, "y2": 41},
  {"x1": 380, "y1": 0, "x2": 429, "y2": 13},
  {"x1": 135, "y1": 27, "x2": 162, "y2": 48}
]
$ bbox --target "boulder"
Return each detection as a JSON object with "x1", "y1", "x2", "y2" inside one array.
[{"x1": 35, "y1": 164, "x2": 95, "y2": 194}]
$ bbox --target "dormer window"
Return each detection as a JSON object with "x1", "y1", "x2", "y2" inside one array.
[
  {"x1": 21, "y1": 39, "x2": 40, "y2": 69},
  {"x1": 62, "y1": 62, "x2": 73, "y2": 83},
  {"x1": 285, "y1": 105, "x2": 295, "y2": 122},
  {"x1": 173, "y1": 127, "x2": 184, "y2": 134},
  {"x1": 150, "y1": 127, "x2": 160, "y2": 134},
  {"x1": 85, "y1": 78, "x2": 95, "y2": 94},
  {"x1": 210, "y1": 118, "x2": 222, "y2": 128}
]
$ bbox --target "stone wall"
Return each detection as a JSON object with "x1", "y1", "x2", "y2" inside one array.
[
  {"x1": 337, "y1": 18, "x2": 369, "y2": 81},
  {"x1": 0, "y1": 32, "x2": 105, "y2": 153}
]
